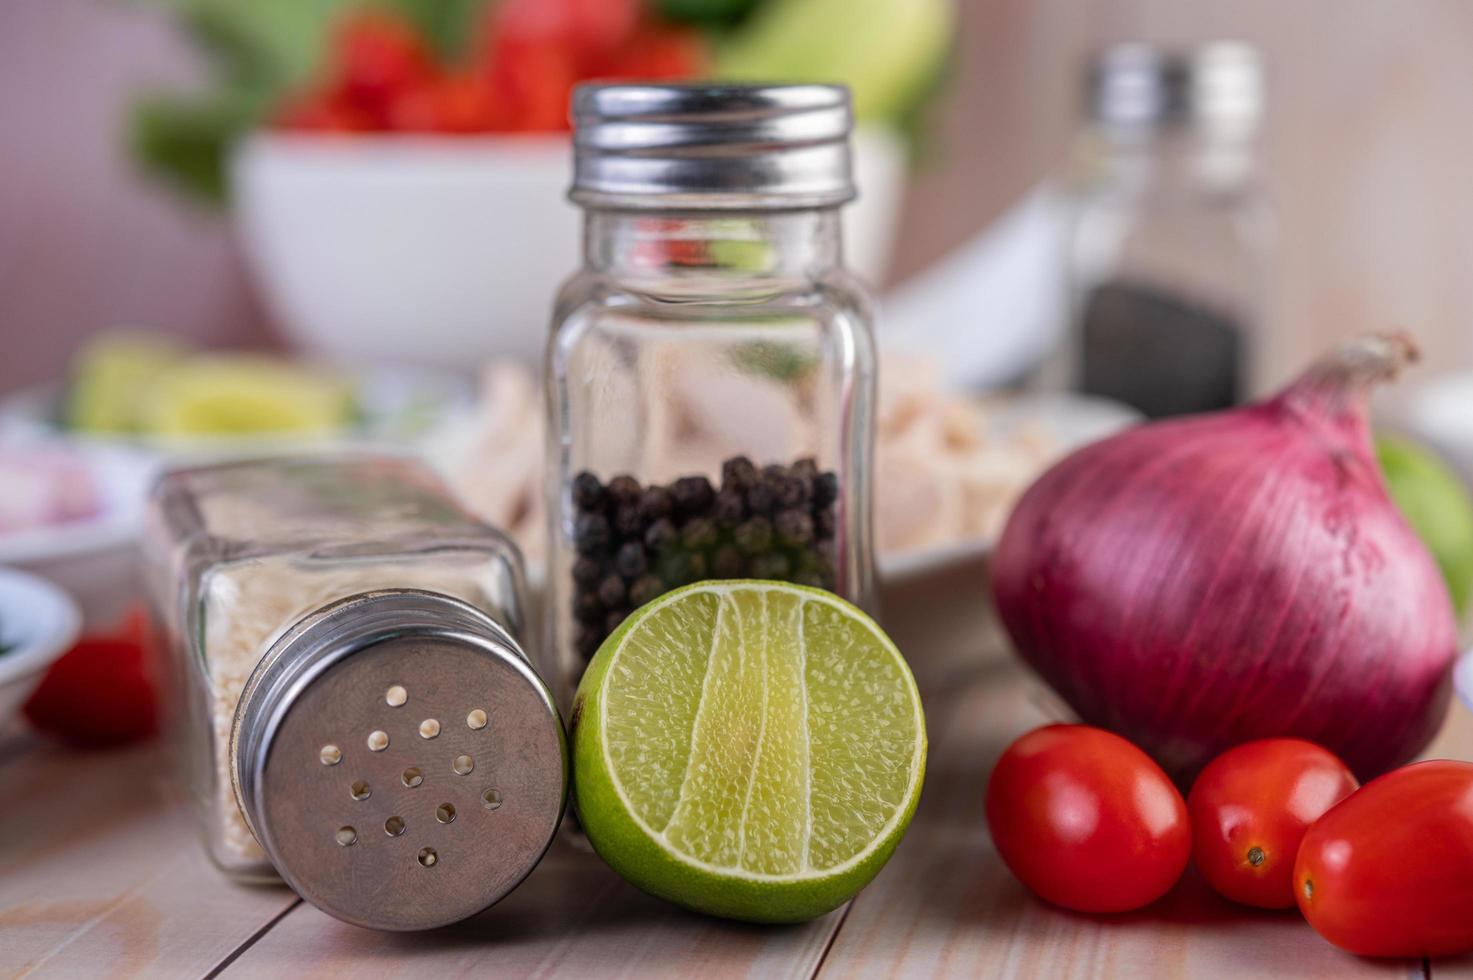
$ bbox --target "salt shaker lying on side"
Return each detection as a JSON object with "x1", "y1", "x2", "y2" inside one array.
[{"x1": 144, "y1": 455, "x2": 566, "y2": 931}]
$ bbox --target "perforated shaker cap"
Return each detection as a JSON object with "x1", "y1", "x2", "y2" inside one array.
[
  {"x1": 232, "y1": 590, "x2": 567, "y2": 931},
  {"x1": 570, "y1": 82, "x2": 856, "y2": 209}
]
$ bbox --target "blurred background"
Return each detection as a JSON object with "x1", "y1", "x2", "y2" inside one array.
[
  {"x1": 5, "y1": 0, "x2": 1473, "y2": 745},
  {"x1": 6, "y1": 0, "x2": 1473, "y2": 387}
]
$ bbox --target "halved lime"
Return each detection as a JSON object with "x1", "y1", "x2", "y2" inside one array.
[
  {"x1": 572, "y1": 581, "x2": 927, "y2": 923},
  {"x1": 140, "y1": 357, "x2": 354, "y2": 437}
]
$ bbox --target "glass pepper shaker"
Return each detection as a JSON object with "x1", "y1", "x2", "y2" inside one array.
[
  {"x1": 1061, "y1": 42, "x2": 1275, "y2": 418},
  {"x1": 143, "y1": 455, "x2": 566, "y2": 930},
  {"x1": 545, "y1": 83, "x2": 878, "y2": 698}
]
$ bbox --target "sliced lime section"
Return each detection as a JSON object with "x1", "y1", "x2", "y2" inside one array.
[
  {"x1": 573, "y1": 581, "x2": 926, "y2": 922},
  {"x1": 141, "y1": 356, "x2": 354, "y2": 437}
]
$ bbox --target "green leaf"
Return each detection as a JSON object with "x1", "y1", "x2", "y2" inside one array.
[
  {"x1": 129, "y1": 92, "x2": 267, "y2": 206},
  {"x1": 387, "y1": 0, "x2": 487, "y2": 61}
]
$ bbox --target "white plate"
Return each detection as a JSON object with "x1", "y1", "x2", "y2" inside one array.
[
  {"x1": 0, "y1": 362, "x2": 475, "y2": 461},
  {"x1": 875, "y1": 392, "x2": 1140, "y2": 587},
  {"x1": 0, "y1": 442, "x2": 153, "y2": 567},
  {"x1": 0, "y1": 567, "x2": 82, "y2": 725}
]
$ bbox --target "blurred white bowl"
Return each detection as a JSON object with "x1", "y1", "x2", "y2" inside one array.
[
  {"x1": 230, "y1": 127, "x2": 906, "y2": 371},
  {"x1": 0, "y1": 568, "x2": 81, "y2": 726},
  {"x1": 0, "y1": 443, "x2": 153, "y2": 630},
  {"x1": 1395, "y1": 371, "x2": 1473, "y2": 488}
]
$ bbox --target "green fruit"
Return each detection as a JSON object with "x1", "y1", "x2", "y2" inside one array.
[
  {"x1": 140, "y1": 356, "x2": 354, "y2": 437},
  {"x1": 572, "y1": 580, "x2": 926, "y2": 923},
  {"x1": 66, "y1": 333, "x2": 184, "y2": 433},
  {"x1": 1377, "y1": 435, "x2": 1473, "y2": 615},
  {"x1": 712, "y1": 0, "x2": 952, "y2": 123}
]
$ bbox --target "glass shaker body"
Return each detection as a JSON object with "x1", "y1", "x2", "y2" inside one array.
[
  {"x1": 545, "y1": 83, "x2": 878, "y2": 700},
  {"x1": 1066, "y1": 130, "x2": 1275, "y2": 417},
  {"x1": 547, "y1": 207, "x2": 877, "y2": 696},
  {"x1": 143, "y1": 455, "x2": 533, "y2": 881},
  {"x1": 1060, "y1": 42, "x2": 1276, "y2": 419}
]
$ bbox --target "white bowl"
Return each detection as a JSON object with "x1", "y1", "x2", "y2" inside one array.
[
  {"x1": 0, "y1": 567, "x2": 82, "y2": 726},
  {"x1": 230, "y1": 128, "x2": 907, "y2": 371},
  {"x1": 1396, "y1": 371, "x2": 1473, "y2": 489}
]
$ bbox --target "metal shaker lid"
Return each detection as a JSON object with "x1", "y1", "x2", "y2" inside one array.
[
  {"x1": 570, "y1": 83, "x2": 856, "y2": 210},
  {"x1": 232, "y1": 590, "x2": 566, "y2": 931},
  {"x1": 1088, "y1": 42, "x2": 1263, "y2": 141}
]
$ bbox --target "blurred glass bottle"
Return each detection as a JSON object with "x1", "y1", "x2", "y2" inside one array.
[{"x1": 1059, "y1": 42, "x2": 1274, "y2": 418}]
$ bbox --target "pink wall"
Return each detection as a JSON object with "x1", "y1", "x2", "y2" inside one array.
[
  {"x1": 0, "y1": 0, "x2": 269, "y2": 393},
  {"x1": 4, "y1": 0, "x2": 1473, "y2": 395}
]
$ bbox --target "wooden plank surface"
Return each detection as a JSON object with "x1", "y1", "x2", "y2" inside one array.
[
  {"x1": 815, "y1": 660, "x2": 1425, "y2": 980},
  {"x1": 0, "y1": 743, "x2": 298, "y2": 980},
  {"x1": 1, "y1": 564, "x2": 1470, "y2": 979},
  {"x1": 220, "y1": 842, "x2": 843, "y2": 980}
]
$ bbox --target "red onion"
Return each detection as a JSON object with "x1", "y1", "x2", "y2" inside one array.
[{"x1": 992, "y1": 334, "x2": 1457, "y2": 782}]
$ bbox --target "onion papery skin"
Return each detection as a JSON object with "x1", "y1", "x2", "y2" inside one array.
[{"x1": 991, "y1": 341, "x2": 1457, "y2": 783}]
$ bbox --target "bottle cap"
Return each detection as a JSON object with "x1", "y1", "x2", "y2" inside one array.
[
  {"x1": 570, "y1": 83, "x2": 856, "y2": 209},
  {"x1": 1088, "y1": 42, "x2": 1264, "y2": 141},
  {"x1": 232, "y1": 590, "x2": 566, "y2": 931}
]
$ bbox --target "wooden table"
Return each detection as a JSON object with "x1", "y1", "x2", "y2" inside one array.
[{"x1": 4, "y1": 567, "x2": 1471, "y2": 979}]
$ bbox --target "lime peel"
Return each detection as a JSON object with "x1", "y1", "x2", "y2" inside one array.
[{"x1": 574, "y1": 580, "x2": 926, "y2": 921}]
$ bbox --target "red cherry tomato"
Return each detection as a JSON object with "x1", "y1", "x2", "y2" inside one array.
[
  {"x1": 986, "y1": 724, "x2": 1191, "y2": 913},
  {"x1": 490, "y1": 0, "x2": 641, "y2": 67},
  {"x1": 387, "y1": 72, "x2": 514, "y2": 134},
  {"x1": 331, "y1": 10, "x2": 434, "y2": 121},
  {"x1": 25, "y1": 610, "x2": 158, "y2": 749},
  {"x1": 1187, "y1": 739, "x2": 1358, "y2": 909},
  {"x1": 1295, "y1": 760, "x2": 1473, "y2": 958},
  {"x1": 274, "y1": 95, "x2": 374, "y2": 134},
  {"x1": 600, "y1": 25, "x2": 708, "y2": 81},
  {"x1": 484, "y1": 40, "x2": 581, "y2": 132}
]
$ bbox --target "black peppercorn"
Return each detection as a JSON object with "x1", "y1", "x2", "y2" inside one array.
[
  {"x1": 574, "y1": 592, "x2": 605, "y2": 624},
  {"x1": 775, "y1": 509, "x2": 814, "y2": 547},
  {"x1": 572, "y1": 471, "x2": 606, "y2": 511},
  {"x1": 671, "y1": 476, "x2": 715, "y2": 518},
  {"x1": 659, "y1": 551, "x2": 694, "y2": 587},
  {"x1": 637, "y1": 486, "x2": 675, "y2": 523},
  {"x1": 628, "y1": 574, "x2": 663, "y2": 607},
  {"x1": 711, "y1": 545, "x2": 744, "y2": 578},
  {"x1": 749, "y1": 552, "x2": 791, "y2": 580},
  {"x1": 597, "y1": 574, "x2": 627, "y2": 608},
  {"x1": 644, "y1": 517, "x2": 678, "y2": 553},
  {"x1": 574, "y1": 512, "x2": 612, "y2": 555},
  {"x1": 607, "y1": 474, "x2": 642, "y2": 509},
  {"x1": 572, "y1": 556, "x2": 604, "y2": 586},
  {"x1": 815, "y1": 507, "x2": 837, "y2": 541},
  {"x1": 681, "y1": 516, "x2": 719, "y2": 551},
  {"x1": 772, "y1": 474, "x2": 806, "y2": 509},
  {"x1": 721, "y1": 455, "x2": 759, "y2": 491},
  {"x1": 734, "y1": 516, "x2": 773, "y2": 555},
  {"x1": 614, "y1": 541, "x2": 648, "y2": 579},
  {"x1": 745, "y1": 482, "x2": 776, "y2": 516},
  {"x1": 574, "y1": 626, "x2": 602, "y2": 660},
  {"x1": 612, "y1": 504, "x2": 644, "y2": 539},
  {"x1": 569, "y1": 455, "x2": 848, "y2": 663},
  {"x1": 712, "y1": 488, "x2": 745, "y2": 528},
  {"x1": 813, "y1": 471, "x2": 839, "y2": 508}
]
